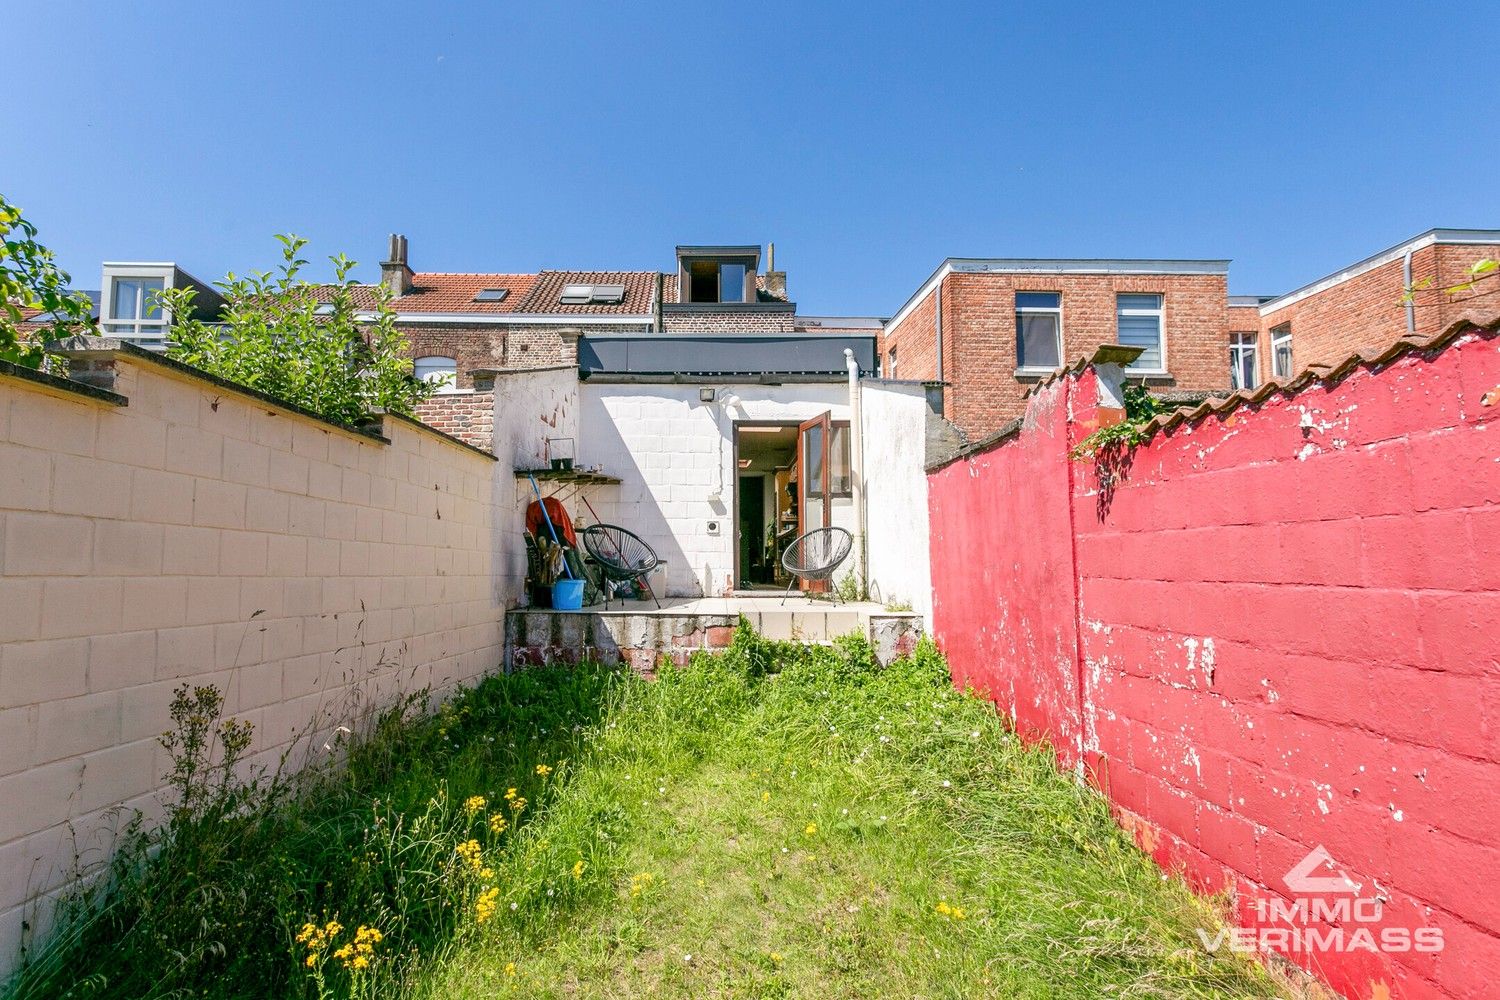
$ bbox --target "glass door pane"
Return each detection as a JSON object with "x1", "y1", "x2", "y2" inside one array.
[{"x1": 797, "y1": 412, "x2": 831, "y2": 592}]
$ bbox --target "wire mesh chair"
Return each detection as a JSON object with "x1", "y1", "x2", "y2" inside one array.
[
  {"x1": 580, "y1": 524, "x2": 663, "y2": 609},
  {"x1": 780, "y1": 526, "x2": 853, "y2": 605}
]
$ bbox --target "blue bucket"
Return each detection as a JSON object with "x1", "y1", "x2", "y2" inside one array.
[{"x1": 552, "y1": 578, "x2": 585, "y2": 610}]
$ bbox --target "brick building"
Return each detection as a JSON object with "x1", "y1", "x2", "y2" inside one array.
[
  {"x1": 883, "y1": 230, "x2": 1500, "y2": 441},
  {"x1": 1234, "y1": 229, "x2": 1500, "y2": 388},
  {"x1": 881, "y1": 260, "x2": 1231, "y2": 440}
]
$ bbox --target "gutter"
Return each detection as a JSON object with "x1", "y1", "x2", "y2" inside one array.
[{"x1": 1404, "y1": 250, "x2": 1416, "y2": 333}]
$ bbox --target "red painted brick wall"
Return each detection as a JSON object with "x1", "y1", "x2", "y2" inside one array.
[
  {"x1": 887, "y1": 272, "x2": 1231, "y2": 440},
  {"x1": 928, "y1": 325, "x2": 1500, "y2": 1000}
]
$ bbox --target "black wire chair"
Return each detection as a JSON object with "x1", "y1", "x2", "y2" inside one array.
[
  {"x1": 780, "y1": 526, "x2": 854, "y2": 605},
  {"x1": 579, "y1": 524, "x2": 663, "y2": 609}
]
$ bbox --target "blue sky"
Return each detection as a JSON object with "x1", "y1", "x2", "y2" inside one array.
[{"x1": 5, "y1": 1, "x2": 1496, "y2": 315}]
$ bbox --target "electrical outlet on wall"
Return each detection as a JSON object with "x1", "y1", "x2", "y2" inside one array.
[{"x1": 706, "y1": 520, "x2": 721, "y2": 536}]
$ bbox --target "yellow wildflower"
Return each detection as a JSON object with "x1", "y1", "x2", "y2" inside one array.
[
  {"x1": 804, "y1": 822, "x2": 817, "y2": 836},
  {"x1": 456, "y1": 839, "x2": 487, "y2": 874},
  {"x1": 535, "y1": 763, "x2": 553, "y2": 777},
  {"x1": 489, "y1": 814, "x2": 509, "y2": 835},
  {"x1": 475, "y1": 886, "x2": 501, "y2": 924},
  {"x1": 504, "y1": 962, "x2": 517, "y2": 976},
  {"x1": 629, "y1": 871, "x2": 655, "y2": 898},
  {"x1": 504, "y1": 787, "x2": 517, "y2": 800},
  {"x1": 770, "y1": 951, "x2": 784, "y2": 963},
  {"x1": 572, "y1": 859, "x2": 586, "y2": 879},
  {"x1": 352, "y1": 955, "x2": 370, "y2": 970},
  {"x1": 463, "y1": 795, "x2": 487, "y2": 816},
  {"x1": 761, "y1": 791, "x2": 770, "y2": 803},
  {"x1": 935, "y1": 901, "x2": 952, "y2": 915},
  {"x1": 509, "y1": 795, "x2": 528, "y2": 814},
  {"x1": 305, "y1": 954, "x2": 317, "y2": 968}
]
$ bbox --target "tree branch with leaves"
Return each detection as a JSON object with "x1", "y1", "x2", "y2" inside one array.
[
  {"x1": 164, "y1": 235, "x2": 435, "y2": 427},
  {"x1": 0, "y1": 194, "x2": 96, "y2": 368}
]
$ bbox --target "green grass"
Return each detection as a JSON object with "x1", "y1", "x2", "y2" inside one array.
[{"x1": 8, "y1": 624, "x2": 1286, "y2": 1000}]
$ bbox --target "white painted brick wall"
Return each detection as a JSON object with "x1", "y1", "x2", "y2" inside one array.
[
  {"x1": 578, "y1": 383, "x2": 856, "y2": 597},
  {"x1": 861, "y1": 380, "x2": 934, "y2": 623}
]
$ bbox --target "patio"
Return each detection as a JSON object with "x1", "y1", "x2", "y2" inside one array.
[{"x1": 503, "y1": 595, "x2": 923, "y2": 672}]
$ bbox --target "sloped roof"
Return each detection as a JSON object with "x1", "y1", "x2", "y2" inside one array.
[
  {"x1": 312, "y1": 273, "x2": 538, "y2": 313},
  {"x1": 392, "y1": 273, "x2": 536, "y2": 313},
  {"x1": 512, "y1": 270, "x2": 659, "y2": 315}
]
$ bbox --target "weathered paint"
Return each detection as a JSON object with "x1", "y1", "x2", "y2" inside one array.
[{"x1": 928, "y1": 328, "x2": 1500, "y2": 1000}]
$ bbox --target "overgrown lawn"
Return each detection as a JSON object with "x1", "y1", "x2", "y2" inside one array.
[{"x1": 8, "y1": 625, "x2": 1285, "y2": 999}]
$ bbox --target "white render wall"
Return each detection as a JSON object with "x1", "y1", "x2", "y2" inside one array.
[
  {"x1": 0, "y1": 352, "x2": 509, "y2": 973},
  {"x1": 577, "y1": 382, "x2": 867, "y2": 598},
  {"x1": 861, "y1": 380, "x2": 933, "y2": 624},
  {"x1": 491, "y1": 367, "x2": 580, "y2": 602}
]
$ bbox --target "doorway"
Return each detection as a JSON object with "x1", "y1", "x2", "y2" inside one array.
[{"x1": 732, "y1": 423, "x2": 799, "y2": 589}]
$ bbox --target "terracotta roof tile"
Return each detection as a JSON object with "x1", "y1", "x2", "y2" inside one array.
[
  {"x1": 512, "y1": 271, "x2": 660, "y2": 315},
  {"x1": 312, "y1": 274, "x2": 538, "y2": 313},
  {"x1": 395, "y1": 273, "x2": 537, "y2": 313}
]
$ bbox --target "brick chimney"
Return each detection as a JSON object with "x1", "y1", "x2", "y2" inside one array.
[
  {"x1": 381, "y1": 234, "x2": 413, "y2": 298},
  {"x1": 761, "y1": 241, "x2": 787, "y2": 301}
]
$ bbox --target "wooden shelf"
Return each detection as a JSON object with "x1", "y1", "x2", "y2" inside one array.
[{"x1": 514, "y1": 468, "x2": 622, "y2": 486}]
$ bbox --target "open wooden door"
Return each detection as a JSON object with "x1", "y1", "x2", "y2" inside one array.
[{"x1": 796, "y1": 412, "x2": 831, "y2": 593}]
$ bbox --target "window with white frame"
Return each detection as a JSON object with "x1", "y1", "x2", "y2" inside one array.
[
  {"x1": 1230, "y1": 332, "x2": 1259, "y2": 390},
  {"x1": 887, "y1": 345, "x2": 898, "y2": 379},
  {"x1": 414, "y1": 355, "x2": 458, "y2": 391},
  {"x1": 104, "y1": 275, "x2": 168, "y2": 338},
  {"x1": 1015, "y1": 292, "x2": 1062, "y2": 370},
  {"x1": 1271, "y1": 325, "x2": 1293, "y2": 379},
  {"x1": 1116, "y1": 293, "x2": 1165, "y2": 371}
]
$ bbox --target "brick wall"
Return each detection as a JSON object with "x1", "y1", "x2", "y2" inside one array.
[
  {"x1": 402, "y1": 324, "x2": 501, "y2": 390},
  {"x1": 413, "y1": 391, "x2": 495, "y2": 452},
  {"x1": 661, "y1": 305, "x2": 796, "y2": 333},
  {"x1": 886, "y1": 272, "x2": 1230, "y2": 440},
  {"x1": 927, "y1": 324, "x2": 1500, "y2": 1000},
  {"x1": 0, "y1": 346, "x2": 508, "y2": 971},
  {"x1": 1257, "y1": 242, "x2": 1500, "y2": 385}
]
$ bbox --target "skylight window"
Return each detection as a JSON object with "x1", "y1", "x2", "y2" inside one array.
[
  {"x1": 473, "y1": 288, "x2": 509, "y2": 303},
  {"x1": 559, "y1": 283, "x2": 627, "y2": 305}
]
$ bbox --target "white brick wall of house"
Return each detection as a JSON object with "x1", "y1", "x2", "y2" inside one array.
[{"x1": 576, "y1": 383, "x2": 858, "y2": 598}]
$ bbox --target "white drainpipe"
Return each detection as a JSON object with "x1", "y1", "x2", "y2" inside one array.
[{"x1": 843, "y1": 348, "x2": 867, "y2": 594}]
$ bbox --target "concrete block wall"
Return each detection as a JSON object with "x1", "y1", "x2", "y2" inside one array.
[
  {"x1": 926, "y1": 325, "x2": 1500, "y2": 1000},
  {"x1": 0, "y1": 348, "x2": 509, "y2": 972}
]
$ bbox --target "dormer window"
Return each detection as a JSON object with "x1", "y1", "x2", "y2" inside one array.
[
  {"x1": 104, "y1": 274, "x2": 168, "y2": 338},
  {"x1": 677, "y1": 246, "x2": 760, "y2": 305}
]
